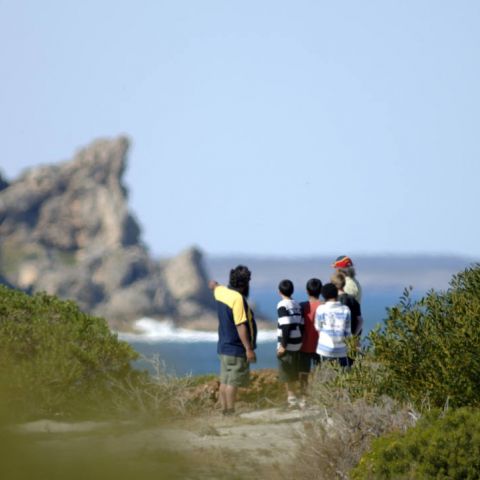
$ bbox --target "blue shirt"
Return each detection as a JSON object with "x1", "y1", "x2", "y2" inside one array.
[{"x1": 214, "y1": 285, "x2": 257, "y2": 357}]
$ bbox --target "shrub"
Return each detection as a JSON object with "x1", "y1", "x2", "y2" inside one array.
[
  {"x1": 0, "y1": 285, "x2": 139, "y2": 419},
  {"x1": 282, "y1": 365, "x2": 417, "y2": 480},
  {"x1": 351, "y1": 407, "x2": 480, "y2": 479},
  {"x1": 346, "y1": 264, "x2": 480, "y2": 408}
]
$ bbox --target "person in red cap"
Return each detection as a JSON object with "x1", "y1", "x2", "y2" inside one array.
[{"x1": 332, "y1": 255, "x2": 362, "y2": 303}]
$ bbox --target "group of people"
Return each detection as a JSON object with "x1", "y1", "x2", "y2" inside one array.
[{"x1": 209, "y1": 255, "x2": 362, "y2": 415}]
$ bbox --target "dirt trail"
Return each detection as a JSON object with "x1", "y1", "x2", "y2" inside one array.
[{"x1": 17, "y1": 407, "x2": 321, "y2": 474}]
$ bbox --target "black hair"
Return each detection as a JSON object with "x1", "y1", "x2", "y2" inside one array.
[
  {"x1": 278, "y1": 279, "x2": 294, "y2": 297},
  {"x1": 306, "y1": 278, "x2": 322, "y2": 298},
  {"x1": 229, "y1": 265, "x2": 251, "y2": 297},
  {"x1": 321, "y1": 283, "x2": 338, "y2": 301}
]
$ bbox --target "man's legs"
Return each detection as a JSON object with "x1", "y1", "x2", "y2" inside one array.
[
  {"x1": 224, "y1": 384, "x2": 238, "y2": 411},
  {"x1": 219, "y1": 354, "x2": 248, "y2": 414},
  {"x1": 299, "y1": 373, "x2": 309, "y2": 400},
  {"x1": 219, "y1": 383, "x2": 238, "y2": 414},
  {"x1": 286, "y1": 381, "x2": 298, "y2": 407},
  {"x1": 278, "y1": 352, "x2": 301, "y2": 407},
  {"x1": 298, "y1": 352, "x2": 313, "y2": 406},
  {"x1": 219, "y1": 383, "x2": 227, "y2": 411}
]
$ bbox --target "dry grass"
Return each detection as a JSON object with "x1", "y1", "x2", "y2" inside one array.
[
  {"x1": 108, "y1": 361, "x2": 287, "y2": 421},
  {"x1": 281, "y1": 364, "x2": 419, "y2": 480},
  {"x1": 107, "y1": 355, "x2": 217, "y2": 420}
]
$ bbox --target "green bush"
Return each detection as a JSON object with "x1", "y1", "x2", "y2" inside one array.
[
  {"x1": 346, "y1": 264, "x2": 480, "y2": 408},
  {"x1": 351, "y1": 407, "x2": 480, "y2": 479},
  {"x1": 0, "y1": 285, "x2": 139, "y2": 419}
]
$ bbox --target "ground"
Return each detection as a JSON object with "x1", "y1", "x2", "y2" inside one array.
[{"x1": 15, "y1": 406, "x2": 321, "y2": 479}]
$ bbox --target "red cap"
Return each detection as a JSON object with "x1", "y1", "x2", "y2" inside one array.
[{"x1": 332, "y1": 255, "x2": 353, "y2": 268}]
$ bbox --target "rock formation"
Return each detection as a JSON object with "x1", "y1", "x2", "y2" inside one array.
[{"x1": 0, "y1": 137, "x2": 216, "y2": 329}]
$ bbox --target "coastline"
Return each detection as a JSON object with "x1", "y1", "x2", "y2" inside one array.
[{"x1": 117, "y1": 317, "x2": 277, "y2": 344}]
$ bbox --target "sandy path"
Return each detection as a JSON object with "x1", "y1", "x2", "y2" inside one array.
[{"x1": 16, "y1": 407, "x2": 321, "y2": 474}]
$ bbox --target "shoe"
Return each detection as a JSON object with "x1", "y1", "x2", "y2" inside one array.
[
  {"x1": 222, "y1": 408, "x2": 235, "y2": 416},
  {"x1": 287, "y1": 396, "x2": 298, "y2": 409},
  {"x1": 298, "y1": 397, "x2": 307, "y2": 409}
]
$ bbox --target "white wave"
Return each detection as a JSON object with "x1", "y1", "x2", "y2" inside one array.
[{"x1": 117, "y1": 317, "x2": 277, "y2": 344}]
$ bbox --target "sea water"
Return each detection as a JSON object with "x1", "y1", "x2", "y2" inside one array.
[{"x1": 119, "y1": 288, "x2": 410, "y2": 376}]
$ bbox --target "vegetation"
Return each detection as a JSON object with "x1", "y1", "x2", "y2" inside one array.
[
  {"x1": 0, "y1": 283, "x2": 283, "y2": 424},
  {"x1": 342, "y1": 264, "x2": 480, "y2": 409},
  {"x1": 0, "y1": 241, "x2": 44, "y2": 277},
  {"x1": 286, "y1": 364, "x2": 417, "y2": 480},
  {"x1": 293, "y1": 263, "x2": 480, "y2": 478},
  {"x1": 0, "y1": 285, "x2": 141, "y2": 419},
  {"x1": 351, "y1": 408, "x2": 480, "y2": 479},
  {"x1": 0, "y1": 285, "x2": 245, "y2": 479},
  {"x1": 3, "y1": 264, "x2": 480, "y2": 478}
]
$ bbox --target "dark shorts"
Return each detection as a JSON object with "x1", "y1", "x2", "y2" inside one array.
[
  {"x1": 278, "y1": 351, "x2": 300, "y2": 382},
  {"x1": 298, "y1": 352, "x2": 319, "y2": 374},
  {"x1": 219, "y1": 354, "x2": 250, "y2": 387}
]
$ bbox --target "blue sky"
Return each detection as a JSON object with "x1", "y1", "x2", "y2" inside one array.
[{"x1": 1, "y1": 1, "x2": 479, "y2": 258}]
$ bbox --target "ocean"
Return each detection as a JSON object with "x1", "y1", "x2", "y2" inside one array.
[{"x1": 119, "y1": 288, "x2": 412, "y2": 376}]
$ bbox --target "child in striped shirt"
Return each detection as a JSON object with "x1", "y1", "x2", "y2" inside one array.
[{"x1": 276, "y1": 279, "x2": 304, "y2": 408}]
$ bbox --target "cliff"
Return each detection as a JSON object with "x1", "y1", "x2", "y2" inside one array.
[{"x1": 0, "y1": 137, "x2": 216, "y2": 329}]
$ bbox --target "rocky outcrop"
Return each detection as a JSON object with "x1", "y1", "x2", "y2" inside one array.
[
  {"x1": 163, "y1": 248, "x2": 215, "y2": 318},
  {"x1": 0, "y1": 137, "x2": 215, "y2": 329},
  {"x1": 0, "y1": 138, "x2": 139, "y2": 251},
  {"x1": 0, "y1": 172, "x2": 8, "y2": 192}
]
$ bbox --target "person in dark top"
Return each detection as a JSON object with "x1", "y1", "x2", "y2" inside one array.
[
  {"x1": 209, "y1": 265, "x2": 257, "y2": 416},
  {"x1": 331, "y1": 255, "x2": 362, "y2": 303},
  {"x1": 276, "y1": 279, "x2": 304, "y2": 408},
  {"x1": 330, "y1": 271, "x2": 363, "y2": 336},
  {"x1": 298, "y1": 278, "x2": 323, "y2": 408}
]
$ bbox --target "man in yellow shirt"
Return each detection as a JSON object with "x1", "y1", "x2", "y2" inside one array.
[{"x1": 209, "y1": 265, "x2": 257, "y2": 415}]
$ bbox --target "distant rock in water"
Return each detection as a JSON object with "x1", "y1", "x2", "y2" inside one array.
[
  {"x1": 0, "y1": 137, "x2": 216, "y2": 329},
  {"x1": 0, "y1": 172, "x2": 9, "y2": 192}
]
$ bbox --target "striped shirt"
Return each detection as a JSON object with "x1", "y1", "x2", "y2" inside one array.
[
  {"x1": 277, "y1": 298, "x2": 304, "y2": 352},
  {"x1": 314, "y1": 300, "x2": 351, "y2": 358}
]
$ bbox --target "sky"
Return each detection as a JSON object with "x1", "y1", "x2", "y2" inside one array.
[{"x1": 1, "y1": 1, "x2": 480, "y2": 258}]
